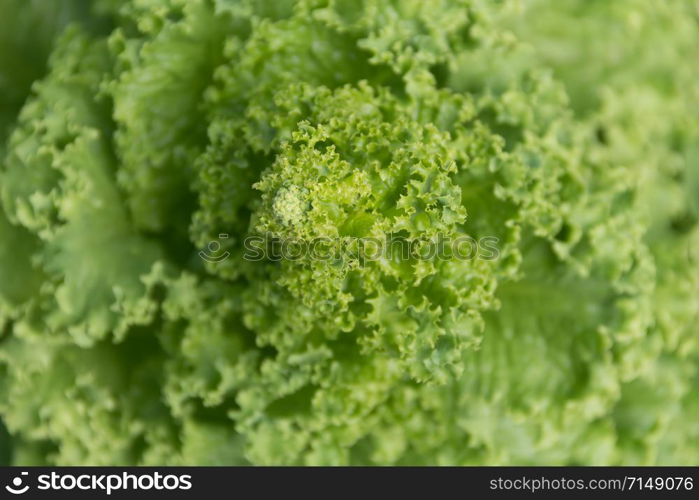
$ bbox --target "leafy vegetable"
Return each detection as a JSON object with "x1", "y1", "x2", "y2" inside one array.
[{"x1": 0, "y1": 0, "x2": 697, "y2": 465}]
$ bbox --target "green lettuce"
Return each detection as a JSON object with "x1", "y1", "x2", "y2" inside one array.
[{"x1": 0, "y1": 0, "x2": 697, "y2": 465}]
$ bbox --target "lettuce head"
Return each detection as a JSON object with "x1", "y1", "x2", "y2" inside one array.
[{"x1": 0, "y1": 0, "x2": 697, "y2": 465}]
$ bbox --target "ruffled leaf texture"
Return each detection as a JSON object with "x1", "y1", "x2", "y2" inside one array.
[{"x1": 0, "y1": 0, "x2": 697, "y2": 465}]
